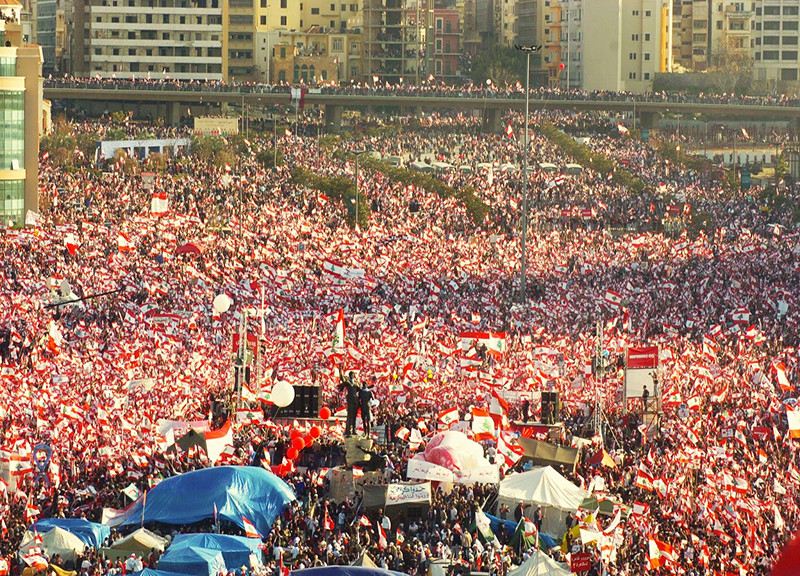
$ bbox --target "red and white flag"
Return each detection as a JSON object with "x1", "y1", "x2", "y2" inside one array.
[
  {"x1": 352, "y1": 466, "x2": 364, "y2": 478},
  {"x1": 117, "y1": 233, "x2": 134, "y2": 252},
  {"x1": 604, "y1": 290, "x2": 624, "y2": 308},
  {"x1": 740, "y1": 127, "x2": 749, "y2": 139},
  {"x1": 617, "y1": 122, "x2": 629, "y2": 135},
  {"x1": 438, "y1": 406, "x2": 459, "y2": 427},
  {"x1": 505, "y1": 122, "x2": 514, "y2": 138},
  {"x1": 358, "y1": 515, "x2": 372, "y2": 527},
  {"x1": 377, "y1": 524, "x2": 388, "y2": 549},
  {"x1": 241, "y1": 515, "x2": 261, "y2": 538},
  {"x1": 471, "y1": 407, "x2": 496, "y2": 441},
  {"x1": 150, "y1": 192, "x2": 169, "y2": 215}
]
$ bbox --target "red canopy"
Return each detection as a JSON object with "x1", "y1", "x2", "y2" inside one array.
[{"x1": 174, "y1": 243, "x2": 202, "y2": 256}]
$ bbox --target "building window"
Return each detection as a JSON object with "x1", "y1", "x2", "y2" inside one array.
[
  {"x1": 311, "y1": 7, "x2": 319, "y2": 14},
  {"x1": 782, "y1": 68, "x2": 799, "y2": 80},
  {"x1": 644, "y1": 53, "x2": 650, "y2": 60},
  {"x1": 446, "y1": 19, "x2": 451, "y2": 33},
  {"x1": 280, "y1": 15, "x2": 287, "y2": 25},
  {"x1": 645, "y1": 10, "x2": 650, "y2": 16},
  {"x1": 260, "y1": 15, "x2": 266, "y2": 25},
  {"x1": 280, "y1": 0, "x2": 286, "y2": 7},
  {"x1": 782, "y1": 51, "x2": 798, "y2": 60},
  {"x1": 0, "y1": 179, "x2": 24, "y2": 226},
  {"x1": 436, "y1": 18, "x2": 442, "y2": 30},
  {"x1": 280, "y1": 46, "x2": 286, "y2": 58},
  {"x1": 763, "y1": 50, "x2": 779, "y2": 60},
  {"x1": 333, "y1": 37, "x2": 343, "y2": 51},
  {"x1": 632, "y1": 34, "x2": 639, "y2": 41},
  {"x1": 644, "y1": 72, "x2": 650, "y2": 80},
  {"x1": 644, "y1": 33, "x2": 650, "y2": 41}
]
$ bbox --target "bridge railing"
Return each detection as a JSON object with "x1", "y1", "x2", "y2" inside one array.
[{"x1": 43, "y1": 80, "x2": 800, "y2": 108}]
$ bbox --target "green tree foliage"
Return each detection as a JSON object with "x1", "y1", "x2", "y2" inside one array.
[
  {"x1": 469, "y1": 44, "x2": 531, "y2": 87},
  {"x1": 291, "y1": 166, "x2": 370, "y2": 230}
]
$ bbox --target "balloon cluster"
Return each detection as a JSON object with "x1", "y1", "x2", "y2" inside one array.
[{"x1": 281, "y1": 406, "x2": 331, "y2": 461}]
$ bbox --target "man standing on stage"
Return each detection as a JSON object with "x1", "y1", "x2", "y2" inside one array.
[{"x1": 338, "y1": 369, "x2": 360, "y2": 437}]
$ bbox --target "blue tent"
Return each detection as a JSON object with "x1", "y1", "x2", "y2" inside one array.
[
  {"x1": 118, "y1": 466, "x2": 295, "y2": 537},
  {"x1": 158, "y1": 547, "x2": 226, "y2": 576},
  {"x1": 30, "y1": 518, "x2": 111, "y2": 549},
  {"x1": 130, "y1": 570, "x2": 192, "y2": 576},
  {"x1": 293, "y1": 568, "x2": 409, "y2": 576},
  {"x1": 169, "y1": 533, "x2": 263, "y2": 569},
  {"x1": 485, "y1": 513, "x2": 558, "y2": 550}
]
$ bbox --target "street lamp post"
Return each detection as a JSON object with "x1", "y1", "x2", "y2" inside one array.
[{"x1": 514, "y1": 44, "x2": 541, "y2": 303}]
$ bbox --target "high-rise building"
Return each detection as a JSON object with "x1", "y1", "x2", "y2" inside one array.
[
  {"x1": 753, "y1": 0, "x2": 799, "y2": 89},
  {"x1": 363, "y1": 0, "x2": 433, "y2": 84},
  {"x1": 432, "y1": 7, "x2": 461, "y2": 81},
  {"x1": 672, "y1": 0, "x2": 751, "y2": 72},
  {"x1": 545, "y1": 0, "x2": 671, "y2": 92},
  {"x1": 72, "y1": 0, "x2": 224, "y2": 80},
  {"x1": 0, "y1": 0, "x2": 45, "y2": 226}
]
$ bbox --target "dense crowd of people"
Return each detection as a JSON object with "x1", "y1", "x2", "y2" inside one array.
[
  {"x1": 44, "y1": 75, "x2": 800, "y2": 108},
  {"x1": 0, "y1": 99, "x2": 798, "y2": 576}
]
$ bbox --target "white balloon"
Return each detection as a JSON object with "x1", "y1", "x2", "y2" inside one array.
[
  {"x1": 271, "y1": 380, "x2": 295, "y2": 408},
  {"x1": 213, "y1": 293, "x2": 231, "y2": 313}
]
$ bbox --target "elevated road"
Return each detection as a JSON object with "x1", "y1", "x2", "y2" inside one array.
[{"x1": 43, "y1": 86, "x2": 800, "y2": 132}]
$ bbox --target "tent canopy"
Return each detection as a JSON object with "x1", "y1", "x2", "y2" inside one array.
[
  {"x1": 507, "y1": 551, "x2": 571, "y2": 576},
  {"x1": 115, "y1": 466, "x2": 295, "y2": 537},
  {"x1": 31, "y1": 518, "x2": 110, "y2": 549},
  {"x1": 169, "y1": 533, "x2": 263, "y2": 569},
  {"x1": 517, "y1": 438, "x2": 579, "y2": 472},
  {"x1": 130, "y1": 570, "x2": 193, "y2": 576},
  {"x1": 19, "y1": 527, "x2": 86, "y2": 562},
  {"x1": 293, "y1": 567, "x2": 408, "y2": 576},
  {"x1": 158, "y1": 547, "x2": 226, "y2": 576},
  {"x1": 109, "y1": 527, "x2": 169, "y2": 554},
  {"x1": 499, "y1": 466, "x2": 588, "y2": 512}
]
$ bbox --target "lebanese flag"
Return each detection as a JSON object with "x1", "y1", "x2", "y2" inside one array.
[
  {"x1": 205, "y1": 418, "x2": 233, "y2": 464},
  {"x1": 317, "y1": 194, "x2": 329, "y2": 207},
  {"x1": 332, "y1": 309, "x2": 345, "y2": 354},
  {"x1": 740, "y1": 127, "x2": 749, "y2": 139},
  {"x1": 438, "y1": 406, "x2": 459, "y2": 427},
  {"x1": 635, "y1": 464, "x2": 654, "y2": 492},
  {"x1": 505, "y1": 122, "x2": 514, "y2": 138},
  {"x1": 617, "y1": 122, "x2": 629, "y2": 135},
  {"x1": 352, "y1": 466, "x2": 364, "y2": 478},
  {"x1": 471, "y1": 407, "x2": 496, "y2": 441},
  {"x1": 323, "y1": 507, "x2": 334, "y2": 532},
  {"x1": 787, "y1": 406, "x2": 800, "y2": 439},
  {"x1": 395, "y1": 427, "x2": 410, "y2": 441},
  {"x1": 291, "y1": 86, "x2": 307, "y2": 109},
  {"x1": 117, "y1": 233, "x2": 134, "y2": 252},
  {"x1": 64, "y1": 233, "x2": 79, "y2": 256},
  {"x1": 496, "y1": 432, "x2": 524, "y2": 468},
  {"x1": 377, "y1": 524, "x2": 388, "y2": 549},
  {"x1": 241, "y1": 515, "x2": 261, "y2": 538},
  {"x1": 459, "y1": 331, "x2": 507, "y2": 357},
  {"x1": 774, "y1": 361, "x2": 794, "y2": 392},
  {"x1": 150, "y1": 192, "x2": 169, "y2": 215},
  {"x1": 631, "y1": 501, "x2": 650, "y2": 517},
  {"x1": 358, "y1": 514, "x2": 372, "y2": 527},
  {"x1": 648, "y1": 538, "x2": 677, "y2": 568},
  {"x1": 604, "y1": 290, "x2": 623, "y2": 308},
  {"x1": 731, "y1": 307, "x2": 750, "y2": 324}
]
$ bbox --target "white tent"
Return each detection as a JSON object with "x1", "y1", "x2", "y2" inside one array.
[
  {"x1": 507, "y1": 550, "x2": 571, "y2": 576},
  {"x1": 100, "y1": 527, "x2": 169, "y2": 560},
  {"x1": 19, "y1": 527, "x2": 86, "y2": 562},
  {"x1": 498, "y1": 466, "x2": 589, "y2": 537}
]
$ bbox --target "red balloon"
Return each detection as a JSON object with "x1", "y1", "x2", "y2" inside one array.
[
  {"x1": 304, "y1": 435, "x2": 314, "y2": 448},
  {"x1": 292, "y1": 436, "x2": 305, "y2": 451},
  {"x1": 286, "y1": 447, "x2": 298, "y2": 460},
  {"x1": 319, "y1": 407, "x2": 331, "y2": 420},
  {"x1": 310, "y1": 426, "x2": 321, "y2": 439},
  {"x1": 290, "y1": 429, "x2": 302, "y2": 439}
]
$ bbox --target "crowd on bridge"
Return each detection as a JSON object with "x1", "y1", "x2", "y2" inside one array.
[
  {"x1": 44, "y1": 75, "x2": 800, "y2": 109},
  {"x1": 0, "y1": 100, "x2": 799, "y2": 576}
]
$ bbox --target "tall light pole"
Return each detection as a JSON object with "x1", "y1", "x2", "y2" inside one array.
[{"x1": 514, "y1": 44, "x2": 541, "y2": 303}]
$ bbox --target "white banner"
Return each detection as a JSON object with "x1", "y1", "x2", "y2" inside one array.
[
  {"x1": 453, "y1": 466, "x2": 500, "y2": 485},
  {"x1": 386, "y1": 482, "x2": 431, "y2": 506},
  {"x1": 406, "y1": 459, "x2": 454, "y2": 483}
]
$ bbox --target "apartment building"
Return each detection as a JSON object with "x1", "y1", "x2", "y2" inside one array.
[
  {"x1": 269, "y1": 27, "x2": 362, "y2": 83},
  {"x1": 362, "y1": 0, "x2": 433, "y2": 84},
  {"x1": 432, "y1": 7, "x2": 461, "y2": 80},
  {"x1": 0, "y1": 0, "x2": 45, "y2": 226},
  {"x1": 672, "y1": 0, "x2": 751, "y2": 71},
  {"x1": 753, "y1": 0, "x2": 800, "y2": 88},
  {"x1": 72, "y1": 0, "x2": 224, "y2": 80}
]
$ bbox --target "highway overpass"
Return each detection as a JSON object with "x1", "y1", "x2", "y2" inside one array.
[{"x1": 43, "y1": 86, "x2": 800, "y2": 133}]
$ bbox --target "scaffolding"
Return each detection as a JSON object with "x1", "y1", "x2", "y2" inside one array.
[{"x1": 363, "y1": 0, "x2": 433, "y2": 85}]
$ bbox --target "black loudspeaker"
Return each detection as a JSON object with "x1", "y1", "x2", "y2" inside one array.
[
  {"x1": 541, "y1": 391, "x2": 560, "y2": 424},
  {"x1": 282, "y1": 385, "x2": 322, "y2": 418}
]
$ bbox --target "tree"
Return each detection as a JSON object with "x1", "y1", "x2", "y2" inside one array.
[{"x1": 469, "y1": 45, "x2": 535, "y2": 87}]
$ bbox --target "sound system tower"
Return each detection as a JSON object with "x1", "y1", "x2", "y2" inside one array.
[
  {"x1": 541, "y1": 391, "x2": 561, "y2": 425},
  {"x1": 281, "y1": 385, "x2": 322, "y2": 418}
]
